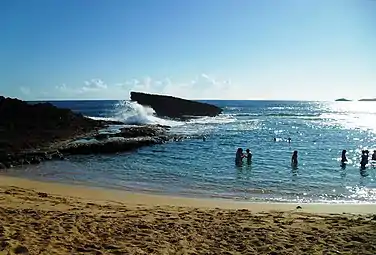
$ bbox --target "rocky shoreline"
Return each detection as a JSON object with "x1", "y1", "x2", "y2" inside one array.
[{"x1": 0, "y1": 96, "x2": 193, "y2": 170}]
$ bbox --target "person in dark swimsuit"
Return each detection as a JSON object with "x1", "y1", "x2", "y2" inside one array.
[
  {"x1": 341, "y1": 150, "x2": 348, "y2": 163},
  {"x1": 245, "y1": 149, "x2": 252, "y2": 165},
  {"x1": 360, "y1": 150, "x2": 369, "y2": 169},
  {"x1": 291, "y1": 150, "x2": 298, "y2": 166},
  {"x1": 235, "y1": 148, "x2": 245, "y2": 167}
]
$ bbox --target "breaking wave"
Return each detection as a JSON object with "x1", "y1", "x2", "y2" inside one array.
[
  {"x1": 87, "y1": 101, "x2": 182, "y2": 126},
  {"x1": 114, "y1": 101, "x2": 183, "y2": 126},
  {"x1": 87, "y1": 100, "x2": 235, "y2": 129}
]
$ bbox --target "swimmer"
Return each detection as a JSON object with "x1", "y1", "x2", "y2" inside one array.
[
  {"x1": 235, "y1": 148, "x2": 245, "y2": 167},
  {"x1": 291, "y1": 150, "x2": 298, "y2": 166},
  {"x1": 245, "y1": 149, "x2": 252, "y2": 165},
  {"x1": 288, "y1": 137, "x2": 291, "y2": 143}
]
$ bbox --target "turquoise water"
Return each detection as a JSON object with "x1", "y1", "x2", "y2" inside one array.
[{"x1": 6, "y1": 100, "x2": 376, "y2": 203}]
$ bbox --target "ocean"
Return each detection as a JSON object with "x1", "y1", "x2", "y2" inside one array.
[{"x1": 6, "y1": 100, "x2": 376, "y2": 203}]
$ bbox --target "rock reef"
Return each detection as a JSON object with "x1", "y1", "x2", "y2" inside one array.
[
  {"x1": 58, "y1": 125, "x2": 171, "y2": 155},
  {"x1": 130, "y1": 91, "x2": 222, "y2": 119}
]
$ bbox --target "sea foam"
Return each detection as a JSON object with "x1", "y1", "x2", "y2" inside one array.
[{"x1": 89, "y1": 100, "x2": 182, "y2": 126}]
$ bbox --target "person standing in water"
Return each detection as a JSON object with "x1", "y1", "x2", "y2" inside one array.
[
  {"x1": 291, "y1": 150, "x2": 298, "y2": 166},
  {"x1": 245, "y1": 149, "x2": 252, "y2": 165},
  {"x1": 372, "y1": 150, "x2": 376, "y2": 161},
  {"x1": 341, "y1": 150, "x2": 348, "y2": 163},
  {"x1": 360, "y1": 150, "x2": 369, "y2": 169},
  {"x1": 235, "y1": 148, "x2": 245, "y2": 167}
]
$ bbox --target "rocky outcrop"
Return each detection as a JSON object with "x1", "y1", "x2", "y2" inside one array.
[
  {"x1": 0, "y1": 96, "x2": 203, "y2": 169},
  {"x1": 59, "y1": 137, "x2": 166, "y2": 155},
  {"x1": 130, "y1": 91, "x2": 222, "y2": 119},
  {"x1": 94, "y1": 125, "x2": 169, "y2": 140},
  {"x1": 57, "y1": 125, "x2": 201, "y2": 155},
  {"x1": 0, "y1": 150, "x2": 65, "y2": 168},
  {"x1": 0, "y1": 96, "x2": 122, "y2": 168},
  {"x1": 58, "y1": 125, "x2": 170, "y2": 155},
  {"x1": 0, "y1": 96, "x2": 111, "y2": 153}
]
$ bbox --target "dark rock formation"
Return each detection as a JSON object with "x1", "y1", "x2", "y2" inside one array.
[
  {"x1": 94, "y1": 125, "x2": 168, "y2": 140},
  {"x1": 59, "y1": 125, "x2": 175, "y2": 155},
  {"x1": 0, "y1": 96, "x2": 201, "y2": 169},
  {"x1": 0, "y1": 96, "x2": 107, "y2": 153},
  {"x1": 58, "y1": 125, "x2": 204, "y2": 156},
  {"x1": 0, "y1": 96, "x2": 120, "y2": 168},
  {"x1": 130, "y1": 91, "x2": 222, "y2": 119},
  {"x1": 59, "y1": 137, "x2": 166, "y2": 155},
  {"x1": 0, "y1": 150, "x2": 65, "y2": 168}
]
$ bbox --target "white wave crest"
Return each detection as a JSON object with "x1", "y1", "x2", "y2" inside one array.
[
  {"x1": 187, "y1": 114, "x2": 236, "y2": 125},
  {"x1": 89, "y1": 101, "x2": 183, "y2": 126},
  {"x1": 87, "y1": 116, "x2": 119, "y2": 122},
  {"x1": 86, "y1": 101, "x2": 236, "y2": 133}
]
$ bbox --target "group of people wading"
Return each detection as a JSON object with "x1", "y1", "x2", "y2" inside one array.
[
  {"x1": 341, "y1": 149, "x2": 376, "y2": 169},
  {"x1": 236, "y1": 147, "x2": 376, "y2": 169},
  {"x1": 235, "y1": 148, "x2": 252, "y2": 167},
  {"x1": 235, "y1": 148, "x2": 298, "y2": 168}
]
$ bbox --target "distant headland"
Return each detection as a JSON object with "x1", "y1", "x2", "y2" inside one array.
[
  {"x1": 335, "y1": 98, "x2": 352, "y2": 102},
  {"x1": 335, "y1": 98, "x2": 376, "y2": 102},
  {"x1": 358, "y1": 98, "x2": 376, "y2": 102}
]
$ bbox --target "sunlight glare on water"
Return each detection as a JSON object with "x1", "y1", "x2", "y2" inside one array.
[{"x1": 320, "y1": 102, "x2": 376, "y2": 134}]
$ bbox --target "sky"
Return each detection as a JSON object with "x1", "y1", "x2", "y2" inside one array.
[{"x1": 0, "y1": 0, "x2": 375, "y2": 101}]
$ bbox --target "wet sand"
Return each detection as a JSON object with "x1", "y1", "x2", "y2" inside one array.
[{"x1": 0, "y1": 175, "x2": 375, "y2": 254}]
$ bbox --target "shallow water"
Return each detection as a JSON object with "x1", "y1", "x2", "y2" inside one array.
[{"x1": 6, "y1": 100, "x2": 376, "y2": 203}]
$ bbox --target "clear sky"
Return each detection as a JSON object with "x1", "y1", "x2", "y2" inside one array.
[{"x1": 1, "y1": 0, "x2": 375, "y2": 101}]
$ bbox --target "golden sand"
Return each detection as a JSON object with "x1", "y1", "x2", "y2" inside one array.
[{"x1": 0, "y1": 176, "x2": 375, "y2": 254}]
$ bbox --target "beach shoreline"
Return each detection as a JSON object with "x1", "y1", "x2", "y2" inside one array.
[
  {"x1": 1, "y1": 175, "x2": 376, "y2": 214},
  {"x1": 1, "y1": 175, "x2": 376, "y2": 254}
]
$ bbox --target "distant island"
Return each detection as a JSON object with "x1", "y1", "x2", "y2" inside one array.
[
  {"x1": 359, "y1": 98, "x2": 376, "y2": 102},
  {"x1": 335, "y1": 98, "x2": 376, "y2": 102},
  {"x1": 335, "y1": 98, "x2": 352, "y2": 102}
]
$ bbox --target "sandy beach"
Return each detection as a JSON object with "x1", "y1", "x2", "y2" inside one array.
[{"x1": 0, "y1": 176, "x2": 375, "y2": 255}]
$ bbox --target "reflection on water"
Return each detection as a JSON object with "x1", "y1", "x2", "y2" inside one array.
[
  {"x1": 360, "y1": 168, "x2": 369, "y2": 178},
  {"x1": 340, "y1": 162, "x2": 347, "y2": 170}
]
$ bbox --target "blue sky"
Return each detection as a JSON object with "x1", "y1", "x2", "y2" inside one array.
[{"x1": 1, "y1": 0, "x2": 375, "y2": 100}]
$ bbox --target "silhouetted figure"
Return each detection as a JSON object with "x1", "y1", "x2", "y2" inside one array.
[
  {"x1": 235, "y1": 148, "x2": 245, "y2": 167},
  {"x1": 372, "y1": 150, "x2": 376, "y2": 161},
  {"x1": 273, "y1": 137, "x2": 277, "y2": 142},
  {"x1": 341, "y1": 150, "x2": 348, "y2": 163},
  {"x1": 202, "y1": 136, "x2": 206, "y2": 142},
  {"x1": 360, "y1": 150, "x2": 369, "y2": 170},
  {"x1": 288, "y1": 137, "x2": 291, "y2": 143},
  {"x1": 245, "y1": 149, "x2": 252, "y2": 165},
  {"x1": 291, "y1": 150, "x2": 298, "y2": 167}
]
